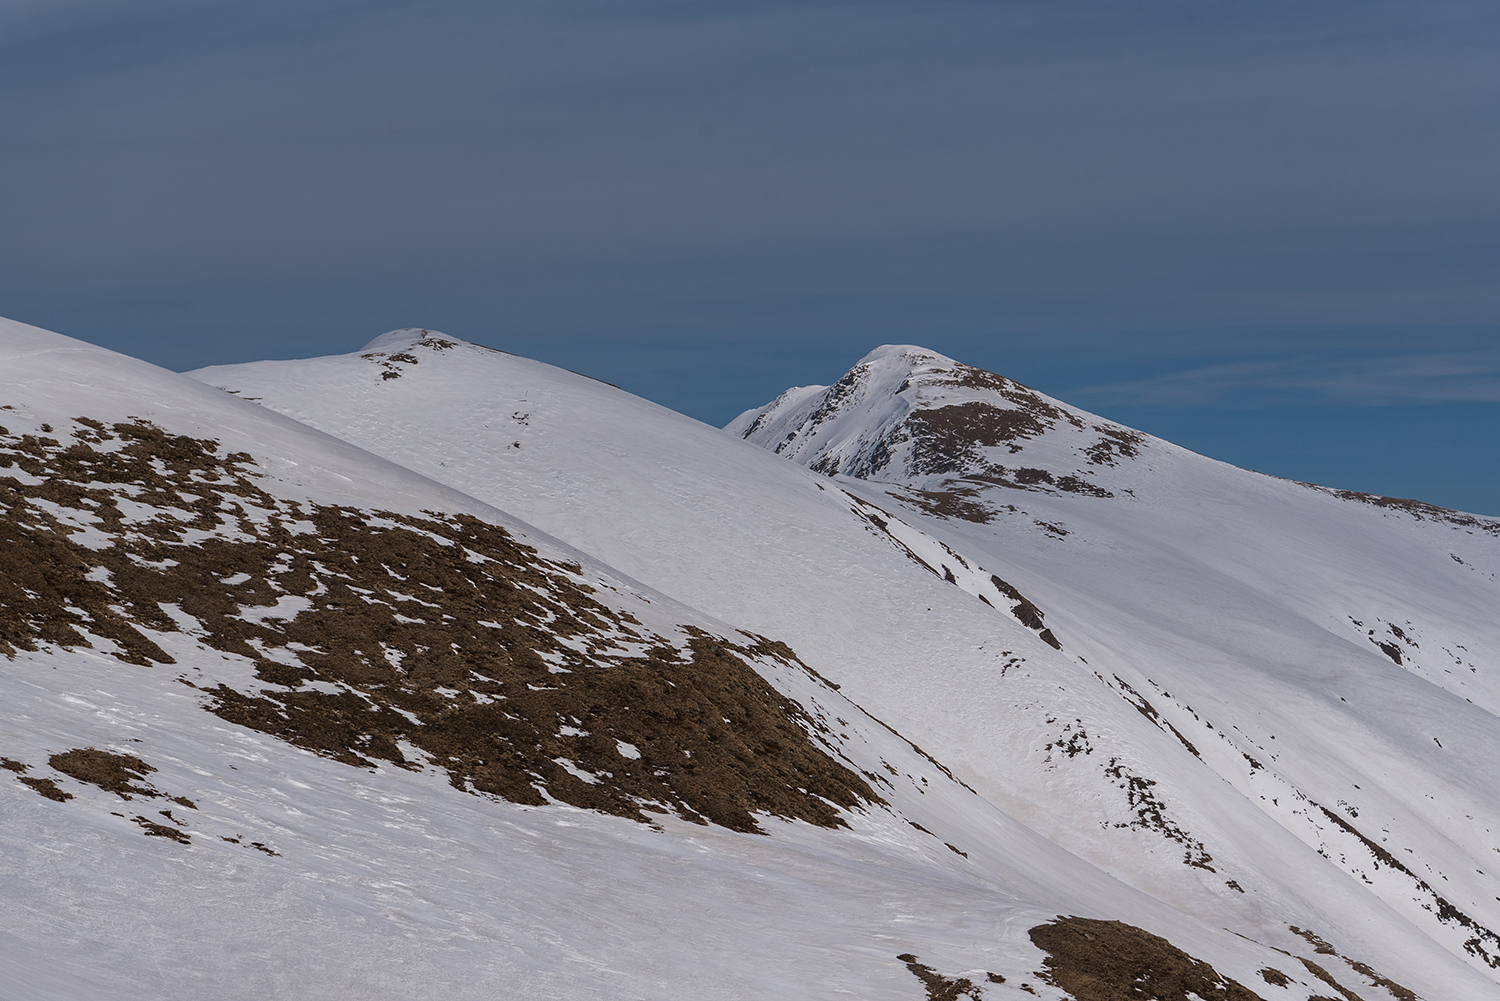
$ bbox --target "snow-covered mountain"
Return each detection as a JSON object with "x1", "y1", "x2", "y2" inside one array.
[{"x1": 2, "y1": 319, "x2": 1495, "y2": 999}]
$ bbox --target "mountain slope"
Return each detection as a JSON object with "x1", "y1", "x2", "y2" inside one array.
[
  {"x1": 1, "y1": 317, "x2": 1389, "y2": 999},
  {"x1": 732, "y1": 344, "x2": 1500, "y2": 974},
  {"x1": 192, "y1": 329, "x2": 1498, "y2": 997}
]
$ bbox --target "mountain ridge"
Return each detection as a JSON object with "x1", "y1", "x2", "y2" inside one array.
[{"x1": 0, "y1": 317, "x2": 1494, "y2": 998}]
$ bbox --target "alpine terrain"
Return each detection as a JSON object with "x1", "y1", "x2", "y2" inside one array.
[{"x1": 2, "y1": 317, "x2": 1497, "y2": 1000}]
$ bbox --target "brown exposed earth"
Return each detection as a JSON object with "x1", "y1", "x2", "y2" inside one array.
[
  {"x1": 1101, "y1": 758, "x2": 1214, "y2": 871},
  {"x1": 2, "y1": 757, "x2": 73, "y2": 802},
  {"x1": 897, "y1": 953, "x2": 989, "y2": 1000},
  {"x1": 1304, "y1": 483, "x2": 1500, "y2": 535},
  {"x1": 0, "y1": 415, "x2": 881, "y2": 835},
  {"x1": 1028, "y1": 917, "x2": 1263, "y2": 1001},
  {"x1": 1289, "y1": 926, "x2": 1419, "y2": 1001},
  {"x1": 50, "y1": 748, "x2": 161, "y2": 798}
]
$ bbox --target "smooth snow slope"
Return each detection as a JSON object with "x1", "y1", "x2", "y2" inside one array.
[
  {"x1": 194, "y1": 328, "x2": 1496, "y2": 996},
  {"x1": 3, "y1": 316, "x2": 1366, "y2": 1000},
  {"x1": 735, "y1": 344, "x2": 1500, "y2": 978}
]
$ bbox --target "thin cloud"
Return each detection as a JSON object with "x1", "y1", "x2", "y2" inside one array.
[{"x1": 1068, "y1": 348, "x2": 1500, "y2": 407}]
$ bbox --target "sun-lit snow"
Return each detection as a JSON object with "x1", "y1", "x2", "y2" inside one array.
[
  {"x1": 0, "y1": 316, "x2": 1490, "y2": 998},
  {"x1": 183, "y1": 327, "x2": 1500, "y2": 996}
]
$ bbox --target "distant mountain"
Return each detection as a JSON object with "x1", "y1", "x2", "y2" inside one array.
[
  {"x1": 2, "y1": 318, "x2": 1496, "y2": 999},
  {"x1": 728, "y1": 344, "x2": 1146, "y2": 498}
]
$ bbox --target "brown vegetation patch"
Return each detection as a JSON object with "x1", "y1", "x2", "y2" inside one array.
[
  {"x1": 1298, "y1": 959, "x2": 1363, "y2": 1001},
  {"x1": 928, "y1": 364, "x2": 1083, "y2": 430},
  {"x1": 1304, "y1": 484, "x2": 1500, "y2": 535},
  {"x1": 1029, "y1": 917, "x2": 1264, "y2": 1001},
  {"x1": 21, "y1": 776, "x2": 73, "y2": 801},
  {"x1": 1043, "y1": 719, "x2": 1093, "y2": 761},
  {"x1": 1310, "y1": 799, "x2": 1500, "y2": 968},
  {"x1": 1084, "y1": 426, "x2": 1146, "y2": 466},
  {"x1": 962, "y1": 467, "x2": 1113, "y2": 499},
  {"x1": 50, "y1": 748, "x2": 160, "y2": 799},
  {"x1": 132, "y1": 814, "x2": 190, "y2": 844},
  {"x1": 897, "y1": 954, "x2": 987, "y2": 1000},
  {"x1": 905, "y1": 403, "x2": 1046, "y2": 475},
  {"x1": 899, "y1": 485, "x2": 994, "y2": 523},
  {"x1": 989, "y1": 575, "x2": 1062, "y2": 650},
  {"x1": 1113, "y1": 677, "x2": 1200, "y2": 759},
  {"x1": 1102, "y1": 758, "x2": 1214, "y2": 870},
  {"x1": 0, "y1": 416, "x2": 878, "y2": 834},
  {"x1": 1289, "y1": 927, "x2": 1419, "y2": 1001},
  {"x1": 1057, "y1": 475, "x2": 1114, "y2": 498},
  {"x1": 1258, "y1": 968, "x2": 1290, "y2": 987},
  {"x1": 5, "y1": 757, "x2": 73, "y2": 800}
]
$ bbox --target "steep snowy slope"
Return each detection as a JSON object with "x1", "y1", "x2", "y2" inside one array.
[
  {"x1": 732, "y1": 345, "x2": 1500, "y2": 973},
  {"x1": 1, "y1": 316, "x2": 1378, "y2": 1000},
  {"x1": 193, "y1": 329, "x2": 1496, "y2": 997}
]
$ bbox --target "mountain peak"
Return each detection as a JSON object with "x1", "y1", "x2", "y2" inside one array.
[
  {"x1": 360, "y1": 327, "x2": 458, "y2": 352},
  {"x1": 727, "y1": 345, "x2": 1148, "y2": 504},
  {"x1": 852, "y1": 343, "x2": 953, "y2": 367}
]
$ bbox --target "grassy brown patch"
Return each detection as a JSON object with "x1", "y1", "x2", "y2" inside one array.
[
  {"x1": 50, "y1": 748, "x2": 160, "y2": 799},
  {"x1": 132, "y1": 814, "x2": 190, "y2": 844},
  {"x1": 1029, "y1": 917, "x2": 1264, "y2": 1001},
  {"x1": 900, "y1": 485, "x2": 994, "y2": 523},
  {"x1": 897, "y1": 954, "x2": 986, "y2": 1000},
  {"x1": 1303, "y1": 484, "x2": 1500, "y2": 535},
  {"x1": 19, "y1": 776, "x2": 72, "y2": 801},
  {"x1": 1289, "y1": 926, "x2": 1419, "y2": 1001},
  {"x1": 0, "y1": 416, "x2": 879, "y2": 834},
  {"x1": 906, "y1": 403, "x2": 1046, "y2": 474},
  {"x1": 1101, "y1": 758, "x2": 1213, "y2": 871}
]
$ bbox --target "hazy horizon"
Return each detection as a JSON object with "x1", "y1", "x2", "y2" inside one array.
[{"x1": 2, "y1": 0, "x2": 1496, "y2": 512}]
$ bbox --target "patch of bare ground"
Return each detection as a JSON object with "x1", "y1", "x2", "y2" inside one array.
[
  {"x1": 1289, "y1": 927, "x2": 1419, "y2": 1001},
  {"x1": 1305, "y1": 796, "x2": 1500, "y2": 968},
  {"x1": 905, "y1": 402, "x2": 1047, "y2": 475},
  {"x1": 132, "y1": 814, "x2": 190, "y2": 843},
  {"x1": 0, "y1": 416, "x2": 879, "y2": 834},
  {"x1": 1083, "y1": 426, "x2": 1146, "y2": 466},
  {"x1": 359, "y1": 330, "x2": 457, "y2": 380},
  {"x1": 929, "y1": 363, "x2": 1083, "y2": 430},
  {"x1": 899, "y1": 485, "x2": 994, "y2": 523},
  {"x1": 962, "y1": 468, "x2": 1113, "y2": 499},
  {"x1": 897, "y1": 954, "x2": 996, "y2": 1000},
  {"x1": 1102, "y1": 758, "x2": 1214, "y2": 871},
  {"x1": 989, "y1": 576, "x2": 1061, "y2": 650},
  {"x1": 1112, "y1": 677, "x2": 1200, "y2": 759},
  {"x1": 1302, "y1": 483, "x2": 1500, "y2": 536},
  {"x1": 2, "y1": 758, "x2": 74, "y2": 802},
  {"x1": 845, "y1": 494, "x2": 1063, "y2": 650},
  {"x1": 1029, "y1": 917, "x2": 1264, "y2": 1001},
  {"x1": 49, "y1": 748, "x2": 160, "y2": 798}
]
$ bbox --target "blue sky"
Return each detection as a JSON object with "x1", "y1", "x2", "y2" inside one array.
[{"x1": 2, "y1": 1, "x2": 1497, "y2": 513}]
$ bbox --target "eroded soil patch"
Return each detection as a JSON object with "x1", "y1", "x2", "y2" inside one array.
[
  {"x1": 0, "y1": 416, "x2": 878, "y2": 834},
  {"x1": 1029, "y1": 917, "x2": 1263, "y2": 1001},
  {"x1": 897, "y1": 954, "x2": 990, "y2": 1000},
  {"x1": 50, "y1": 748, "x2": 159, "y2": 798}
]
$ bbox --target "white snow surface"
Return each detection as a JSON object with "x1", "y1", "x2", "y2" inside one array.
[
  {"x1": 0, "y1": 316, "x2": 1371, "y2": 999},
  {"x1": 182, "y1": 328, "x2": 1500, "y2": 997}
]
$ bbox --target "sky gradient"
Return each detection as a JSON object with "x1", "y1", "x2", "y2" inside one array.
[{"x1": 2, "y1": 1, "x2": 1497, "y2": 513}]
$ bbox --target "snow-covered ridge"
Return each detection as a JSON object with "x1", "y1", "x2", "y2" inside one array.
[
  {"x1": 8, "y1": 317, "x2": 1493, "y2": 997},
  {"x1": 12, "y1": 316, "x2": 1420, "y2": 999},
  {"x1": 727, "y1": 344, "x2": 1150, "y2": 500},
  {"x1": 190, "y1": 325, "x2": 1500, "y2": 997}
]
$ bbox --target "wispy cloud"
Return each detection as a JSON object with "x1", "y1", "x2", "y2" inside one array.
[{"x1": 1068, "y1": 347, "x2": 1500, "y2": 408}]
